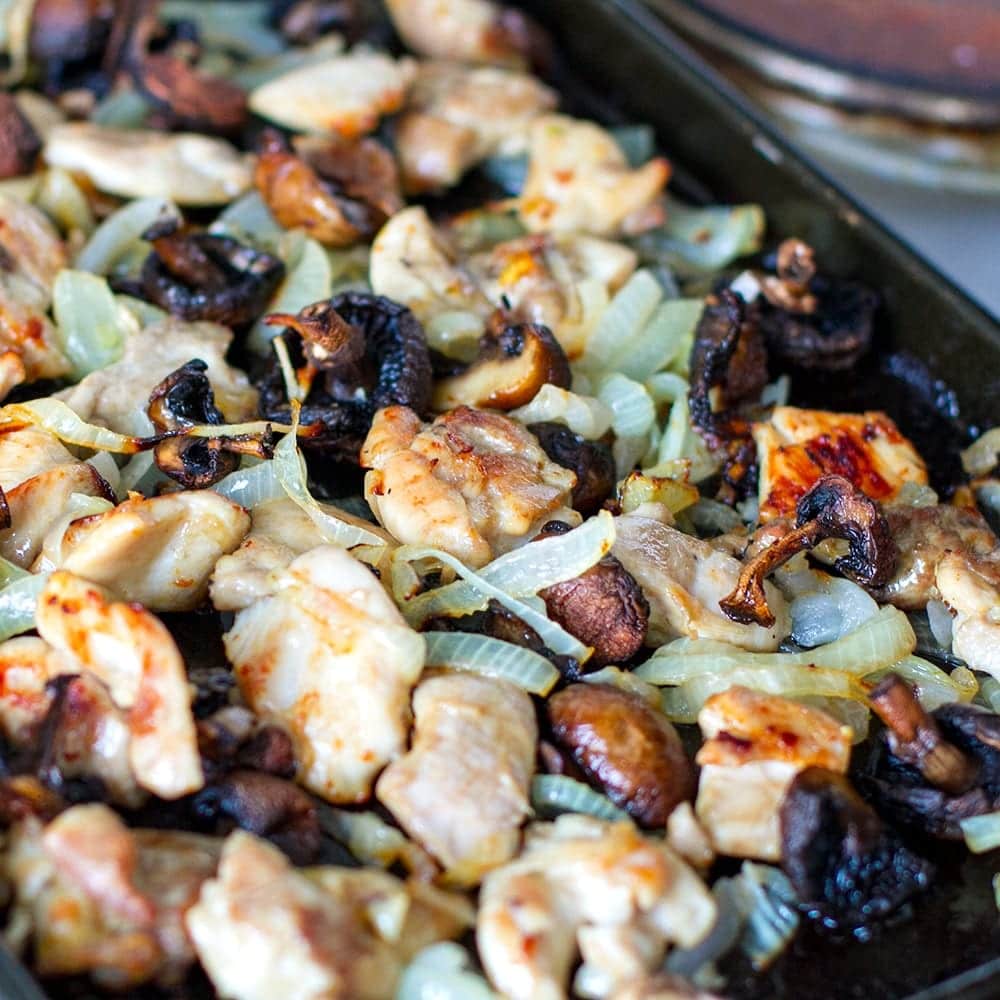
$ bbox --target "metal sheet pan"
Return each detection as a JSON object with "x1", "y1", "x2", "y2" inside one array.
[{"x1": 3, "y1": 1, "x2": 999, "y2": 997}]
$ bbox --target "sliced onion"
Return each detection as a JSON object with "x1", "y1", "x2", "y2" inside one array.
[
  {"x1": 582, "y1": 269, "x2": 662, "y2": 372},
  {"x1": 116, "y1": 294, "x2": 167, "y2": 328},
  {"x1": 616, "y1": 298, "x2": 704, "y2": 382},
  {"x1": 210, "y1": 189, "x2": 284, "y2": 251},
  {"x1": 978, "y1": 676, "x2": 1000, "y2": 713},
  {"x1": 868, "y1": 655, "x2": 978, "y2": 711},
  {"x1": 398, "y1": 943, "x2": 497, "y2": 1000},
  {"x1": 449, "y1": 208, "x2": 526, "y2": 254},
  {"x1": 160, "y1": 0, "x2": 284, "y2": 58},
  {"x1": 657, "y1": 392, "x2": 720, "y2": 483},
  {"x1": 960, "y1": 811, "x2": 1000, "y2": 854},
  {"x1": 580, "y1": 666, "x2": 661, "y2": 707},
  {"x1": 52, "y1": 270, "x2": 136, "y2": 379},
  {"x1": 789, "y1": 576, "x2": 878, "y2": 649},
  {"x1": 86, "y1": 450, "x2": 121, "y2": 495},
  {"x1": 530, "y1": 774, "x2": 631, "y2": 822},
  {"x1": 0, "y1": 571, "x2": 49, "y2": 642},
  {"x1": 90, "y1": 88, "x2": 152, "y2": 128},
  {"x1": 424, "y1": 311, "x2": 485, "y2": 360},
  {"x1": 509, "y1": 384, "x2": 613, "y2": 440},
  {"x1": 759, "y1": 375, "x2": 790, "y2": 408},
  {"x1": 799, "y1": 696, "x2": 870, "y2": 743},
  {"x1": 618, "y1": 470, "x2": 698, "y2": 516},
  {"x1": 686, "y1": 498, "x2": 743, "y2": 535},
  {"x1": 646, "y1": 371, "x2": 690, "y2": 405},
  {"x1": 35, "y1": 168, "x2": 95, "y2": 237},
  {"x1": 594, "y1": 372, "x2": 656, "y2": 439},
  {"x1": 423, "y1": 631, "x2": 560, "y2": 696},
  {"x1": 401, "y1": 511, "x2": 615, "y2": 628},
  {"x1": 75, "y1": 196, "x2": 180, "y2": 276},
  {"x1": 736, "y1": 863, "x2": 799, "y2": 970},
  {"x1": 212, "y1": 456, "x2": 286, "y2": 507},
  {"x1": 247, "y1": 233, "x2": 332, "y2": 356},
  {"x1": 961, "y1": 427, "x2": 1000, "y2": 477},
  {"x1": 317, "y1": 806, "x2": 435, "y2": 880},
  {"x1": 0, "y1": 398, "x2": 145, "y2": 452},
  {"x1": 926, "y1": 600, "x2": 955, "y2": 649}
]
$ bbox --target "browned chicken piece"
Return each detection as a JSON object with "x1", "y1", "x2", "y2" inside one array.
[
  {"x1": 185, "y1": 830, "x2": 472, "y2": 1000},
  {"x1": 362, "y1": 405, "x2": 576, "y2": 567},
  {"x1": 396, "y1": 61, "x2": 555, "y2": 191},
  {"x1": 695, "y1": 687, "x2": 852, "y2": 861},
  {"x1": 477, "y1": 815, "x2": 716, "y2": 999},
  {"x1": 5, "y1": 805, "x2": 220, "y2": 989},
  {"x1": 377, "y1": 672, "x2": 536, "y2": 885}
]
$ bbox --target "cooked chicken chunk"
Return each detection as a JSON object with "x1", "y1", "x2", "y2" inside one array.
[
  {"x1": 186, "y1": 831, "x2": 471, "y2": 1000},
  {"x1": 385, "y1": 0, "x2": 530, "y2": 65},
  {"x1": 249, "y1": 50, "x2": 416, "y2": 137},
  {"x1": 370, "y1": 206, "x2": 492, "y2": 327},
  {"x1": 0, "y1": 636, "x2": 76, "y2": 743},
  {"x1": 210, "y1": 498, "x2": 391, "y2": 612},
  {"x1": 396, "y1": 61, "x2": 556, "y2": 191},
  {"x1": 362, "y1": 405, "x2": 575, "y2": 567},
  {"x1": 2, "y1": 461, "x2": 113, "y2": 568},
  {"x1": 55, "y1": 319, "x2": 257, "y2": 436},
  {"x1": 5, "y1": 806, "x2": 220, "y2": 988},
  {"x1": 613, "y1": 510, "x2": 789, "y2": 650},
  {"x1": 377, "y1": 672, "x2": 536, "y2": 885},
  {"x1": 477, "y1": 815, "x2": 716, "y2": 1000},
  {"x1": 753, "y1": 406, "x2": 928, "y2": 522},
  {"x1": 937, "y1": 552, "x2": 1000, "y2": 680},
  {"x1": 42, "y1": 491, "x2": 250, "y2": 611},
  {"x1": 0, "y1": 194, "x2": 67, "y2": 291},
  {"x1": 0, "y1": 427, "x2": 76, "y2": 489},
  {"x1": 224, "y1": 546, "x2": 425, "y2": 802},
  {"x1": 44, "y1": 124, "x2": 252, "y2": 205},
  {"x1": 694, "y1": 687, "x2": 852, "y2": 861},
  {"x1": 520, "y1": 115, "x2": 669, "y2": 237},
  {"x1": 36, "y1": 572, "x2": 203, "y2": 799}
]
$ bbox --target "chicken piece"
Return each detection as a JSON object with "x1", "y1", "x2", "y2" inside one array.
[
  {"x1": 0, "y1": 636, "x2": 76, "y2": 743},
  {"x1": 377, "y1": 673, "x2": 536, "y2": 885},
  {"x1": 2, "y1": 461, "x2": 113, "y2": 568},
  {"x1": 362, "y1": 405, "x2": 575, "y2": 567},
  {"x1": 477, "y1": 815, "x2": 716, "y2": 1000},
  {"x1": 370, "y1": 205, "x2": 492, "y2": 327},
  {"x1": 694, "y1": 687, "x2": 852, "y2": 861},
  {"x1": 612, "y1": 511, "x2": 789, "y2": 651},
  {"x1": 249, "y1": 50, "x2": 416, "y2": 137},
  {"x1": 0, "y1": 426, "x2": 77, "y2": 489},
  {"x1": 386, "y1": 0, "x2": 538, "y2": 66},
  {"x1": 186, "y1": 830, "x2": 471, "y2": 1000},
  {"x1": 520, "y1": 115, "x2": 669, "y2": 237},
  {"x1": 936, "y1": 552, "x2": 1000, "y2": 680},
  {"x1": 396, "y1": 61, "x2": 556, "y2": 191},
  {"x1": 224, "y1": 546, "x2": 425, "y2": 802},
  {"x1": 753, "y1": 406, "x2": 928, "y2": 522},
  {"x1": 467, "y1": 233, "x2": 637, "y2": 359},
  {"x1": 210, "y1": 498, "x2": 391, "y2": 613},
  {"x1": 55, "y1": 319, "x2": 257, "y2": 436},
  {"x1": 0, "y1": 196, "x2": 72, "y2": 397},
  {"x1": 5, "y1": 807, "x2": 220, "y2": 988},
  {"x1": 41, "y1": 491, "x2": 250, "y2": 611},
  {"x1": 44, "y1": 124, "x2": 252, "y2": 205},
  {"x1": 36, "y1": 572, "x2": 203, "y2": 799}
]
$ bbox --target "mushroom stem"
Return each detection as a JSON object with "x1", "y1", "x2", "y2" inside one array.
[
  {"x1": 869, "y1": 674, "x2": 980, "y2": 795},
  {"x1": 265, "y1": 308, "x2": 365, "y2": 372},
  {"x1": 719, "y1": 520, "x2": 824, "y2": 627}
]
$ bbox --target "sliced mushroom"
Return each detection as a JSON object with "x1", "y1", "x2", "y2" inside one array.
[
  {"x1": 780, "y1": 767, "x2": 933, "y2": 930},
  {"x1": 720, "y1": 474, "x2": 896, "y2": 628},
  {"x1": 432, "y1": 312, "x2": 570, "y2": 411},
  {"x1": 254, "y1": 129, "x2": 401, "y2": 248},
  {"x1": 0, "y1": 93, "x2": 41, "y2": 178},
  {"x1": 529, "y1": 421, "x2": 616, "y2": 517},
  {"x1": 43, "y1": 123, "x2": 252, "y2": 205},
  {"x1": 137, "y1": 219, "x2": 284, "y2": 327},
  {"x1": 258, "y1": 292, "x2": 433, "y2": 463},
  {"x1": 547, "y1": 684, "x2": 693, "y2": 827}
]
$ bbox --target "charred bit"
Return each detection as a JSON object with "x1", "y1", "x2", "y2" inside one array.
[
  {"x1": 720, "y1": 474, "x2": 896, "y2": 627},
  {"x1": 0, "y1": 94, "x2": 41, "y2": 179},
  {"x1": 529, "y1": 421, "x2": 616, "y2": 517}
]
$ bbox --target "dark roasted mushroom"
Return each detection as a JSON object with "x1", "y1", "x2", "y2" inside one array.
[
  {"x1": 547, "y1": 683, "x2": 694, "y2": 827},
  {"x1": 780, "y1": 766, "x2": 933, "y2": 931},
  {"x1": 431, "y1": 312, "x2": 570, "y2": 411},
  {"x1": 270, "y1": 0, "x2": 363, "y2": 44},
  {"x1": 755, "y1": 239, "x2": 878, "y2": 372},
  {"x1": 254, "y1": 130, "x2": 402, "y2": 248},
  {"x1": 0, "y1": 94, "x2": 41, "y2": 179},
  {"x1": 865, "y1": 686, "x2": 1000, "y2": 839},
  {"x1": 529, "y1": 422, "x2": 615, "y2": 517},
  {"x1": 257, "y1": 292, "x2": 433, "y2": 462},
  {"x1": 193, "y1": 769, "x2": 320, "y2": 864},
  {"x1": 535, "y1": 521, "x2": 649, "y2": 667},
  {"x1": 147, "y1": 360, "x2": 272, "y2": 489},
  {"x1": 137, "y1": 220, "x2": 285, "y2": 327},
  {"x1": 28, "y1": 0, "x2": 116, "y2": 94},
  {"x1": 720, "y1": 474, "x2": 896, "y2": 627}
]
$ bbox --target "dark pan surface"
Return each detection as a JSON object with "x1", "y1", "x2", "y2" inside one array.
[{"x1": 4, "y1": 1, "x2": 1000, "y2": 998}]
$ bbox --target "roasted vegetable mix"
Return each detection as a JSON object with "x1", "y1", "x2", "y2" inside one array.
[{"x1": 0, "y1": 1, "x2": 996, "y2": 998}]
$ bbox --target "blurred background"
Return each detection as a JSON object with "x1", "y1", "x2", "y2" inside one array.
[{"x1": 648, "y1": 0, "x2": 1000, "y2": 318}]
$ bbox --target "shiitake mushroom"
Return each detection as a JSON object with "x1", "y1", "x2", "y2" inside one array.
[
  {"x1": 529, "y1": 421, "x2": 616, "y2": 517},
  {"x1": 257, "y1": 291, "x2": 433, "y2": 463},
  {"x1": 0, "y1": 95, "x2": 41, "y2": 179}
]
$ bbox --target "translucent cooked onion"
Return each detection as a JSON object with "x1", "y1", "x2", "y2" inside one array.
[
  {"x1": 317, "y1": 806, "x2": 435, "y2": 881},
  {"x1": 509, "y1": 384, "x2": 613, "y2": 440},
  {"x1": 397, "y1": 943, "x2": 497, "y2": 1000},
  {"x1": 594, "y1": 372, "x2": 656, "y2": 439},
  {"x1": 616, "y1": 298, "x2": 704, "y2": 382},
  {"x1": 160, "y1": 1, "x2": 284, "y2": 58},
  {"x1": 530, "y1": 774, "x2": 631, "y2": 823},
  {"x1": 212, "y1": 456, "x2": 286, "y2": 507},
  {"x1": 210, "y1": 190, "x2": 285, "y2": 251},
  {"x1": 868, "y1": 656, "x2": 978, "y2": 711},
  {"x1": 0, "y1": 399, "x2": 146, "y2": 453},
  {"x1": 35, "y1": 168, "x2": 95, "y2": 237},
  {"x1": 961, "y1": 427, "x2": 1000, "y2": 477},
  {"x1": 960, "y1": 811, "x2": 1000, "y2": 854},
  {"x1": 423, "y1": 632, "x2": 560, "y2": 696},
  {"x1": 736, "y1": 863, "x2": 799, "y2": 970},
  {"x1": 800, "y1": 696, "x2": 870, "y2": 743},
  {"x1": 52, "y1": 270, "x2": 136, "y2": 379},
  {"x1": 789, "y1": 576, "x2": 878, "y2": 649},
  {"x1": 580, "y1": 666, "x2": 661, "y2": 707},
  {"x1": 75, "y1": 196, "x2": 180, "y2": 275},
  {"x1": 400, "y1": 511, "x2": 615, "y2": 627},
  {"x1": 657, "y1": 392, "x2": 720, "y2": 483},
  {"x1": 926, "y1": 600, "x2": 955, "y2": 649},
  {"x1": 0, "y1": 571, "x2": 49, "y2": 642},
  {"x1": 979, "y1": 676, "x2": 1000, "y2": 713},
  {"x1": 618, "y1": 470, "x2": 698, "y2": 516},
  {"x1": 582, "y1": 269, "x2": 663, "y2": 372}
]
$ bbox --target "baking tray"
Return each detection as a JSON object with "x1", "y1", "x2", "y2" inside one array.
[{"x1": 4, "y1": 0, "x2": 1000, "y2": 997}]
